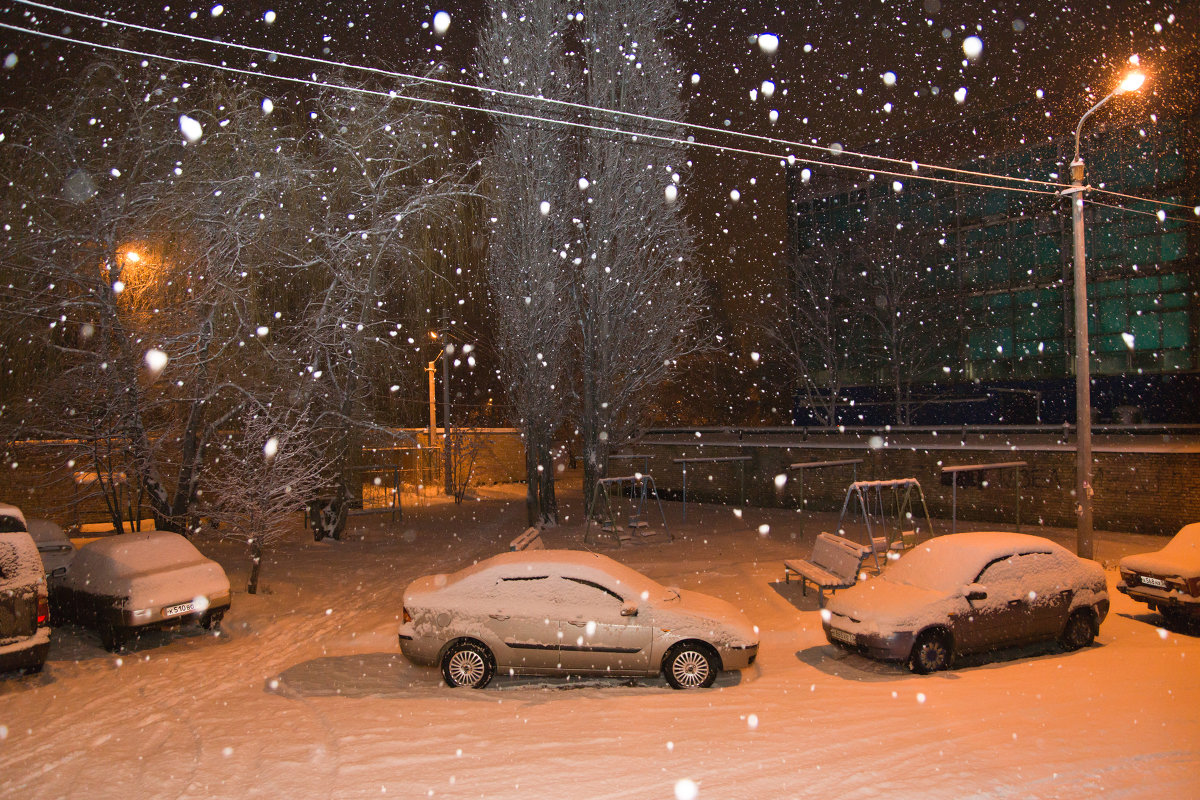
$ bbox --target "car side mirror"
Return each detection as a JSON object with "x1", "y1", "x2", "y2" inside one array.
[
  {"x1": 50, "y1": 566, "x2": 68, "y2": 579},
  {"x1": 964, "y1": 583, "x2": 987, "y2": 602},
  {"x1": 620, "y1": 602, "x2": 638, "y2": 617}
]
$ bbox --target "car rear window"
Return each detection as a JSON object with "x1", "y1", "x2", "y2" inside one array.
[{"x1": 0, "y1": 533, "x2": 44, "y2": 589}]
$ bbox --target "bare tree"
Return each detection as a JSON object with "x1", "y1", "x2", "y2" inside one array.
[
  {"x1": 0, "y1": 62, "x2": 291, "y2": 532},
  {"x1": 572, "y1": 0, "x2": 706, "y2": 508},
  {"x1": 201, "y1": 404, "x2": 327, "y2": 594},
  {"x1": 279, "y1": 73, "x2": 481, "y2": 513},
  {"x1": 855, "y1": 219, "x2": 955, "y2": 425},
  {"x1": 770, "y1": 237, "x2": 864, "y2": 426},
  {"x1": 478, "y1": 0, "x2": 576, "y2": 525}
]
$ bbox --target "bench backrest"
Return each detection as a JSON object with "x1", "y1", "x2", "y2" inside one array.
[{"x1": 811, "y1": 532, "x2": 869, "y2": 580}]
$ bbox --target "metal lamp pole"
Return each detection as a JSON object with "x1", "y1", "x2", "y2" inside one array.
[{"x1": 1064, "y1": 70, "x2": 1145, "y2": 560}]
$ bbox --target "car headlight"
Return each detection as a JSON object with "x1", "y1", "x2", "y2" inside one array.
[{"x1": 131, "y1": 608, "x2": 153, "y2": 621}]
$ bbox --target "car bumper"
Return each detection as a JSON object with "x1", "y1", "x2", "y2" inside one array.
[
  {"x1": 824, "y1": 622, "x2": 916, "y2": 662},
  {"x1": 717, "y1": 642, "x2": 759, "y2": 671},
  {"x1": 118, "y1": 595, "x2": 231, "y2": 631},
  {"x1": 398, "y1": 624, "x2": 442, "y2": 666},
  {"x1": 1117, "y1": 581, "x2": 1200, "y2": 615},
  {"x1": 0, "y1": 627, "x2": 50, "y2": 673}
]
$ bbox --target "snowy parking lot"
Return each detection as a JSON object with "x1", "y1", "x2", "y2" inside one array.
[{"x1": 2, "y1": 485, "x2": 1196, "y2": 799}]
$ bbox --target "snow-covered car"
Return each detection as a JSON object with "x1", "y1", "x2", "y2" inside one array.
[
  {"x1": 398, "y1": 550, "x2": 759, "y2": 689},
  {"x1": 50, "y1": 531, "x2": 231, "y2": 652},
  {"x1": 822, "y1": 532, "x2": 1108, "y2": 673},
  {"x1": 27, "y1": 518, "x2": 75, "y2": 577},
  {"x1": 0, "y1": 529, "x2": 51, "y2": 675},
  {"x1": 1118, "y1": 522, "x2": 1200, "y2": 627}
]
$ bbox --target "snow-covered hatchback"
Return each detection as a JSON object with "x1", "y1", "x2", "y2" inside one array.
[
  {"x1": 0, "y1": 529, "x2": 51, "y2": 675},
  {"x1": 823, "y1": 532, "x2": 1108, "y2": 673},
  {"x1": 50, "y1": 531, "x2": 231, "y2": 652},
  {"x1": 1118, "y1": 522, "x2": 1200, "y2": 628},
  {"x1": 399, "y1": 550, "x2": 759, "y2": 689}
]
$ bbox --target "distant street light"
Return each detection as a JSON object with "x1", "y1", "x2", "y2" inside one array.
[{"x1": 1064, "y1": 70, "x2": 1145, "y2": 560}]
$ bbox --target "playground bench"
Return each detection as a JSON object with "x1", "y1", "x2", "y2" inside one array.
[
  {"x1": 784, "y1": 532, "x2": 871, "y2": 603},
  {"x1": 510, "y1": 527, "x2": 545, "y2": 551}
]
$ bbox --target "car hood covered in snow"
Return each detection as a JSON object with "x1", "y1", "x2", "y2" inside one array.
[
  {"x1": 824, "y1": 578, "x2": 956, "y2": 633},
  {"x1": 652, "y1": 589, "x2": 757, "y2": 647},
  {"x1": 1121, "y1": 522, "x2": 1200, "y2": 579}
]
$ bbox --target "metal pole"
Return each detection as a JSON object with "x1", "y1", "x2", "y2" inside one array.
[
  {"x1": 426, "y1": 360, "x2": 437, "y2": 455},
  {"x1": 440, "y1": 335, "x2": 453, "y2": 496},
  {"x1": 1070, "y1": 159, "x2": 1094, "y2": 560},
  {"x1": 681, "y1": 464, "x2": 687, "y2": 522},
  {"x1": 951, "y1": 473, "x2": 958, "y2": 535}
]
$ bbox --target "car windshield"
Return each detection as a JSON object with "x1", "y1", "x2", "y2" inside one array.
[{"x1": 884, "y1": 542, "x2": 982, "y2": 592}]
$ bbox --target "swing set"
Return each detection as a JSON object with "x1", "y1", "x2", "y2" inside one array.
[
  {"x1": 584, "y1": 474, "x2": 670, "y2": 547},
  {"x1": 835, "y1": 478, "x2": 936, "y2": 570}
]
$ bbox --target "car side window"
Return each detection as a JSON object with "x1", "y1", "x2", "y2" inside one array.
[
  {"x1": 976, "y1": 552, "x2": 1058, "y2": 599},
  {"x1": 0, "y1": 516, "x2": 25, "y2": 533},
  {"x1": 563, "y1": 577, "x2": 624, "y2": 602}
]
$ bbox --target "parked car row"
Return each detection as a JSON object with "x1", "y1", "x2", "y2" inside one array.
[
  {"x1": 6, "y1": 493, "x2": 1197, "y2": 687},
  {"x1": 1, "y1": 502, "x2": 232, "y2": 673}
]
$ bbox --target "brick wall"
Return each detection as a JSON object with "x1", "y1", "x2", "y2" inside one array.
[
  {"x1": 631, "y1": 437, "x2": 1199, "y2": 536},
  {"x1": 1, "y1": 429, "x2": 526, "y2": 527}
]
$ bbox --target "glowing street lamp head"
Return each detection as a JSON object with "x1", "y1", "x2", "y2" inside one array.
[
  {"x1": 124, "y1": 250, "x2": 141, "y2": 263},
  {"x1": 1117, "y1": 71, "x2": 1146, "y2": 94}
]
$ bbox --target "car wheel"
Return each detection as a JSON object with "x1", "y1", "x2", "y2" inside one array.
[
  {"x1": 441, "y1": 641, "x2": 495, "y2": 688},
  {"x1": 200, "y1": 610, "x2": 225, "y2": 631},
  {"x1": 663, "y1": 643, "x2": 718, "y2": 690},
  {"x1": 908, "y1": 630, "x2": 952, "y2": 674},
  {"x1": 1059, "y1": 609, "x2": 1096, "y2": 651}
]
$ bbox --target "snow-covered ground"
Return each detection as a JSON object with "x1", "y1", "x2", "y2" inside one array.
[{"x1": 1, "y1": 482, "x2": 1195, "y2": 799}]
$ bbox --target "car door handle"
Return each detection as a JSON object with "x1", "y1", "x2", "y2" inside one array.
[
  {"x1": 489, "y1": 614, "x2": 510, "y2": 621},
  {"x1": 567, "y1": 620, "x2": 587, "y2": 627},
  {"x1": 1007, "y1": 599, "x2": 1024, "y2": 608}
]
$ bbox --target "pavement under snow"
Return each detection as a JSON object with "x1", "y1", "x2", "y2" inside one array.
[{"x1": 1, "y1": 482, "x2": 1195, "y2": 799}]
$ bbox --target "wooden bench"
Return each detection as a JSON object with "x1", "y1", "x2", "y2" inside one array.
[
  {"x1": 784, "y1": 532, "x2": 871, "y2": 603},
  {"x1": 510, "y1": 527, "x2": 545, "y2": 551}
]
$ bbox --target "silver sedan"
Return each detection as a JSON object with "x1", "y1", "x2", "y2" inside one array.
[{"x1": 398, "y1": 550, "x2": 759, "y2": 689}]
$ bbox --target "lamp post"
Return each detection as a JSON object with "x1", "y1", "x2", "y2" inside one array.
[{"x1": 1064, "y1": 70, "x2": 1144, "y2": 560}]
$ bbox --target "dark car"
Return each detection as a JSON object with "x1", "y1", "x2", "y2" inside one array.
[
  {"x1": 0, "y1": 529, "x2": 51, "y2": 675},
  {"x1": 822, "y1": 532, "x2": 1109, "y2": 673},
  {"x1": 1118, "y1": 522, "x2": 1200, "y2": 628},
  {"x1": 51, "y1": 531, "x2": 231, "y2": 652}
]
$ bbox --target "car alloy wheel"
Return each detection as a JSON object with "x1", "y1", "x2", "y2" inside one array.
[
  {"x1": 909, "y1": 630, "x2": 951, "y2": 674},
  {"x1": 441, "y1": 641, "x2": 495, "y2": 689},
  {"x1": 664, "y1": 644, "x2": 717, "y2": 690}
]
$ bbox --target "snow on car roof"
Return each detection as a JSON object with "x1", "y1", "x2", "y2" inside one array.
[
  {"x1": 449, "y1": 549, "x2": 662, "y2": 595},
  {"x1": 886, "y1": 531, "x2": 1065, "y2": 591},
  {"x1": 0, "y1": 531, "x2": 45, "y2": 589},
  {"x1": 1122, "y1": 522, "x2": 1200, "y2": 578},
  {"x1": 70, "y1": 530, "x2": 208, "y2": 578}
]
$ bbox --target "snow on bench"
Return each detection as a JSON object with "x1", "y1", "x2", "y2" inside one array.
[
  {"x1": 509, "y1": 528, "x2": 545, "y2": 552},
  {"x1": 784, "y1": 532, "x2": 870, "y2": 604}
]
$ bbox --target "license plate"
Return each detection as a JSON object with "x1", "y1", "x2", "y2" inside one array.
[
  {"x1": 829, "y1": 627, "x2": 856, "y2": 646},
  {"x1": 1140, "y1": 575, "x2": 1167, "y2": 589},
  {"x1": 163, "y1": 602, "x2": 195, "y2": 618}
]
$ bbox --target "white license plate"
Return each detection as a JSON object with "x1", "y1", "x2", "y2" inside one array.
[
  {"x1": 163, "y1": 602, "x2": 195, "y2": 618},
  {"x1": 829, "y1": 627, "x2": 856, "y2": 646},
  {"x1": 1140, "y1": 575, "x2": 1167, "y2": 589}
]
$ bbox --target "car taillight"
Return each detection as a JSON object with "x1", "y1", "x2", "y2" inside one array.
[
  {"x1": 402, "y1": 607, "x2": 412, "y2": 624},
  {"x1": 37, "y1": 595, "x2": 49, "y2": 626}
]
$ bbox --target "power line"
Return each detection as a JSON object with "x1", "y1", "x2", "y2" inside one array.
[
  {"x1": 0, "y1": 19, "x2": 1066, "y2": 201},
  {"x1": 11, "y1": 0, "x2": 1078, "y2": 193},
  {"x1": 13, "y1": 0, "x2": 1197, "y2": 219},
  {"x1": 2, "y1": 18, "x2": 1196, "y2": 225}
]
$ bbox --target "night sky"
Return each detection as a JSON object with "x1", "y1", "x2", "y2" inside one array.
[{"x1": 2, "y1": 0, "x2": 1197, "y2": 419}]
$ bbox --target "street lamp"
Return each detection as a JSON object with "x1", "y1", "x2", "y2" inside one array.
[
  {"x1": 425, "y1": 330, "x2": 453, "y2": 496},
  {"x1": 1064, "y1": 69, "x2": 1145, "y2": 560}
]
